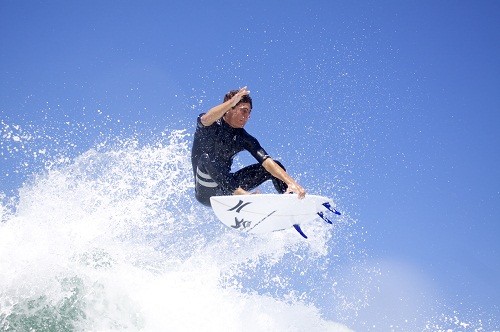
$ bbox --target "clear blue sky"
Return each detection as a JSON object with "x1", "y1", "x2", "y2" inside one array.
[{"x1": 1, "y1": 0, "x2": 499, "y2": 328}]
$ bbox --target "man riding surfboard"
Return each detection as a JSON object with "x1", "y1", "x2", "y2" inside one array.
[{"x1": 191, "y1": 86, "x2": 306, "y2": 206}]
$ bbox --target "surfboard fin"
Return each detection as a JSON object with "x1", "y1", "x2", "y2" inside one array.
[
  {"x1": 317, "y1": 202, "x2": 341, "y2": 224},
  {"x1": 293, "y1": 224, "x2": 308, "y2": 239},
  {"x1": 322, "y1": 202, "x2": 341, "y2": 215},
  {"x1": 317, "y1": 212, "x2": 333, "y2": 224}
]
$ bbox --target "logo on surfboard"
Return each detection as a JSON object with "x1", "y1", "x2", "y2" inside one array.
[
  {"x1": 227, "y1": 200, "x2": 252, "y2": 213},
  {"x1": 231, "y1": 217, "x2": 252, "y2": 229},
  {"x1": 227, "y1": 200, "x2": 254, "y2": 229}
]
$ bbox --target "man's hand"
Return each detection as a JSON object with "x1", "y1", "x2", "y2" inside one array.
[
  {"x1": 261, "y1": 158, "x2": 306, "y2": 199},
  {"x1": 230, "y1": 86, "x2": 250, "y2": 107},
  {"x1": 285, "y1": 182, "x2": 306, "y2": 199}
]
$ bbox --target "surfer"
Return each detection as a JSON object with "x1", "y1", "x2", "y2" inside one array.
[{"x1": 191, "y1": 86, "x2": 306, "y2": 206}]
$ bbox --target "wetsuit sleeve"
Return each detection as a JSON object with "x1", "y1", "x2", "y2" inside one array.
[
  {"x1": 242, "y1": 133, "x2": 270, "y2": 164},
  {"x1": 197, "y1": 113, "x2": 206, "y2": 128},
  {"x1": 254, "y1": 147, "x2": 270, "y2": 164}
]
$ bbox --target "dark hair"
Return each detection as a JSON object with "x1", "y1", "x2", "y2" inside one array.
[{"x1": 223, "y1": 89, "x2": 253, "y2": 109}]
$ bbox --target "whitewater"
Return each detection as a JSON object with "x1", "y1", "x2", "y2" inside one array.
[{"x1": 0, "y1": 125, "x2": 358, "y2": 331}]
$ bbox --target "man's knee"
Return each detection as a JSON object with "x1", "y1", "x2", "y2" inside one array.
[{"x1": 200, "y1": 153, "x2": 209, "y2": 162}]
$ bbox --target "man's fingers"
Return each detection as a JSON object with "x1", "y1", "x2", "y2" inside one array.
[
  {"x1": 284, "y1": 184, "x2": 305, "y2": 199},
  {"x1": 239, "y1": 86, "x2": 250, "y2": 96}
]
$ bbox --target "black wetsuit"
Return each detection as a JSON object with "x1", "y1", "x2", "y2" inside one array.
[{"x1": 191, "y1": 113, "x2": 287, "y2": 206}]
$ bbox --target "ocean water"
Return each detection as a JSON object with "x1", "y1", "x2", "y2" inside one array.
[{"x1": 1, "y1": 121, "x2": 496, "y2": 331}]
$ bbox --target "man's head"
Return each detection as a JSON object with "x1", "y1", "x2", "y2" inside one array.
[{"x1": 223, "y1": 89, "x2": 252, "y2": 128}]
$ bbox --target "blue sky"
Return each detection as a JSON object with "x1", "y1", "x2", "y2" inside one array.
[{"x1": 1, "y1": 0, "x2": 499, "y2": 327}]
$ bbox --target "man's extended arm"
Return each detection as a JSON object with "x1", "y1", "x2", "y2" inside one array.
[
  {"x1": 200, "y1": 87, "x2": 250, "y2": 126},
  {"x1": 262, "y1": 158, "x2": 306, "y2": 198}
]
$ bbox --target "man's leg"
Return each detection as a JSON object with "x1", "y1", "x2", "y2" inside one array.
[
  {"x1": 197, "y1": 153, "x2": 238, "y2": 195},
  {"x1": 194, "y1": 178, "x2": 218, "y2": 206},
  {"x1": 233, "y1": 160, "x2": 288, "y2": 194}
]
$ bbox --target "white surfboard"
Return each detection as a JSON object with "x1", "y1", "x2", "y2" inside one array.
[{"x1": 210, "y1": 194, "x2": 340, "y2": 239}]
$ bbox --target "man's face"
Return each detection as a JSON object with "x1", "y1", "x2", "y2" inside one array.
[{"x1": 223, "y1": 102, "x2": 252, "y2": 128}]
